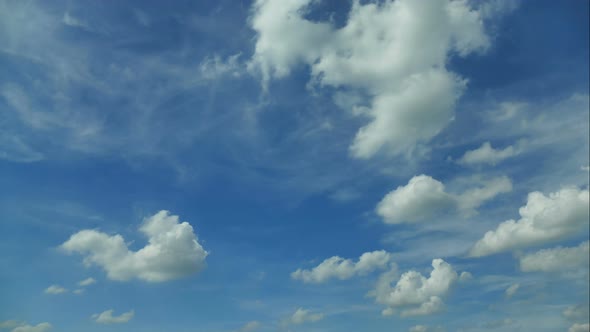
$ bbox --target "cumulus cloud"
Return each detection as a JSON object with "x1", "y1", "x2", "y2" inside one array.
[
  {"x1": 469, "y1": 187, "x2": 589, "y2": 257},
  {"x1": 249, "y1": 0, "x2": 495, "y2": 159},
  {"x1": 374, "y1": 259, "x2": 463, "y2": 317},
  {"x1": 457, "y1": 141, "x2": 524, "y2": 166},
  {"x1": 61, "y1": 210, "x2": 208, "y2": 282},
  {"x1": 520, "y1": 241, "x2": 589, "y2": 273},
  {"x1": 92, "y1": 309, "x2": 134, "y2": 324},
  {"x1": 291, "y1": 250, "x2": 392, "y2": 283},
  {"x1": 569, "y1": 323, "x2": 590, "y2": 332},
  {"x1": 376, "y1": 175, "x2": 511, "y2": 224},
  {"x1": 285, "y1": 308, "x2": 324, "y2": 325},
  {"x1": 44, "y1": 285, "x2": 67, "y2": 295},
  {"x1": 78, "y1": 277, "x2": 96, "y2": 286},
  {"x1": 11, "y1": 323, "x2": 52, "y2": 332},
  {"x1": 505, "y1": 283, "x2": 519, "y2": 298}
]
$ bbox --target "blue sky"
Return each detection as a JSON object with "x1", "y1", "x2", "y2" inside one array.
[{"x1": 0, "y1": 0, "x2": 589, "y2": 331}]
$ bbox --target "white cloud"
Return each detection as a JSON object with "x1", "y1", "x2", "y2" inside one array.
[
  {"x1": 505, "y1": 283, "x2": 519, "y2": 298},
  {"x1": 61, "y1": 210, "x2": 208, "y2": 282},
  {"x1": 409, "y1": 324, "x2": 446, "y2": 332},
  {"x1": 291, "y1": 250, "x2": 392, "y2": 283},
  {"x1": 564, "y1": 304, "x2": 590, "y2": 322},
  {"x1": 249, "y1": 0, "x2": 494, "y2": 159},
  {"x1": 44, "y1": 285, "x2": 67, "y2": 295},
  {"x1": 11, "y1": 323, "x2": 52, "y2": 332},
  {"x1": 62, "y1": 12, "x2": 88, "y2": 29},
  {"x1": 520, "y1": 241, "x2": 589, "y2": 273},
  {"x1": 73, "y1": 289, "x2": 85, "y2": 295},
  {"x1": 78, "y1": 277, "x2": 96, "y2": 286},
  {"x1": 469, "y1": 187, "x2": 589, "y2": 257},
  {"x1": 569, "y1": 323, "x2": 590, "y2": 332},
  {"x1": 92, "y1": 309, "x2": 134, "y2": 324},
  {"x1": 199, "y1": 53, "x2": 243, "y2": 80},
  {"x1": 286, "y1": 308, "x2": 324, "y2": 325},
  {"x1": 374, "y1": 259, "x2": 463, "y2": 316},
  {"x1": 238, "y1": 321, "x2": 261, "y2": 332},
  {"x1": 0, "y1": 321, "x2": 21, "y2": 329},
  {"x1": 457, "y1": 141, "x2": 524, "y2": 166},
  {"x1": 376, "y1": 175, "x2": 511, "y2": 224}
]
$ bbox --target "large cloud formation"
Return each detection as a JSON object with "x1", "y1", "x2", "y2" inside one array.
[
  {"x1": 61, "y1": 210, "x2": 208, "y2": 282},
  {"x1": 249, "y1": 0, "x2": 493, "y2": 158},
  {"x1": 291, "y1": 250, "x2": 393, "y2": 283},
  {"x1": 470, "y1": 187, "x2": 589, "y2": 257},
  {"x1": 376, "y1": 175, "x2": 511, "y2": 224},
  {"x1": 374, "y1": 259, "x2": 464, "y2": 317}
]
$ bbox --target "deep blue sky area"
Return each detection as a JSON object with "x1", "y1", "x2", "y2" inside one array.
[{"x1": 0, "y1": 1, "x2": 588, "y2": 332}]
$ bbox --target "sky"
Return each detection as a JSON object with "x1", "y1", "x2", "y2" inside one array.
[{"x1": 0, "y1": 0, "x2": 589, "y2": 332}]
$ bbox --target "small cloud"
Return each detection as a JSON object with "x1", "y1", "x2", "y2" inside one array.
[
  {"x1": 62, "y1": 12, "x2": 88, "y2": 29},
  {"x1": 92, "y1": 309, "x2": 134, "y2": 324},
  {"x1": 78, "y1": 277, "x2": 96, "y2": 287},
  {"x1": 238, "y1": 321, "x2": 261, "y2": 332},
  {"x1": 11, "y1": 322, "x2": 52, "y2": 332},
  {"x1": 44, "y1": 285, "x2": 67, "y2": 295},
  {"x1": 505, "y1": 284, "x2": 519, "y2": 298},
  {"x1": 285, "y1": 308, "x2": 324, "y2": 326},
  {"x1": 73, "y1": 289, "x2": 85, "y2": 295}
]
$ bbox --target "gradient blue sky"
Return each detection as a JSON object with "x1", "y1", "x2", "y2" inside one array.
[{"x1": 0, "y1": 1, "x2": 589, "y2": 332}]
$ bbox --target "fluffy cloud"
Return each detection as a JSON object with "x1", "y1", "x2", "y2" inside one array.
[
  {"x1": 520, "y1": 241, "x2": 589, "y2": 273},
  {"x1": 291, "y1": 250, "x2": 392, "y2": 283},
  {"x1": 569, "y1": 323, "x2": 590, "y2": 332},
  {"x1": 43, "y1": 285, "x2": 67, "y2": 295},
  {"x1": 505, "y1": 283, "x2": 519, "y2": 298},
  {"x1": 286, "y1": 308, "x2": 324, "y2": 325},
  {"x1": 249, "y1": 0, "x2": 494, "y2": 158},
  {"x1": 376, "y1": 175, "x2": 511, "y2": 224},
  {"x1": 11, "y1": 323, "x2": 52, "y2": 332},
  {"x1": 374, "y1": 259, "x2": 463, "y2": 317},
  {"x1": 470, "y1": 187, "x2": 589, "y2": 257},
  {"x1": 61, "y1": 210, "x2": 208, "y2": 282},
  {"x1": 92, "y1": 309, "x2": 134, "y2": 324},
  {"x1": 457, "y1": 141, "x2": 523, "y2": 166},
  {"x1": 78, "y1": 277, "x2": 96, "y2": 286}
]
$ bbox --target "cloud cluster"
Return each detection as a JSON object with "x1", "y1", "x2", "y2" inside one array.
[
  {"x1": 374, "y1": 259, "x2": 463, "y2": 317},
  {"x1": 249, "y1": 0, "x2": 494, "y2": 158},
  {"x1": 291, "y1": 250, "x2": 392, "y2": 283},
  {"x1": 61, "y1": 210, "x2": 208, "y2": 282},
  {"x1": 376, "y1": 175, "x2": 512, "y2": 224},
  {"x1": 92, "y1": 309, "x2": 134, "y2": 324},
  {"x1": 470, "y1": 187, "x2": 589, "y2": 257}
]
